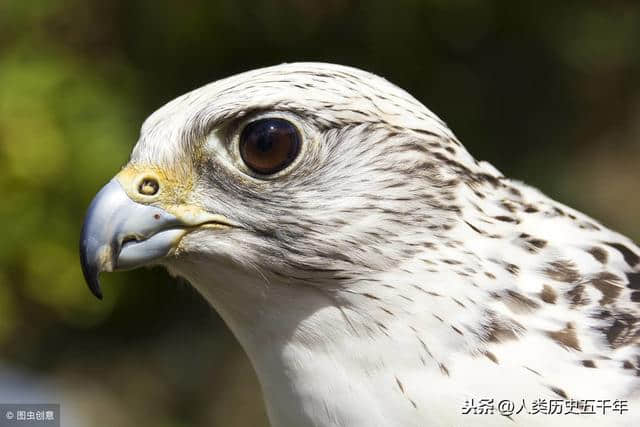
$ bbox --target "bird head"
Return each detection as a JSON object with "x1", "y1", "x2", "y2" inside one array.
[{"x1": 79, "y1": 62, "x2": 474, "y2": 308}]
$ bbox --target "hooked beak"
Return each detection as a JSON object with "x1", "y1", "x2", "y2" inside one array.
[{"x1": 79, "y1": 178, "x2": 231, "y2": 299}]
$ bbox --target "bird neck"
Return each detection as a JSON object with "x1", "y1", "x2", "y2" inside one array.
[{"x1": 174, "y1": 258, "x2": 479, "y2": 427}]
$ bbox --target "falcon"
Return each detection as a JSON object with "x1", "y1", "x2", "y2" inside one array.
[{"x1": 79, "y1": 63, "x2": 639, "y2": 426}]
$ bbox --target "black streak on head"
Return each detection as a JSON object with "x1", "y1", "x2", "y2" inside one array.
[
  {"x1": 605, "y1": 242, "x2": 640, "y2": 267},
  {"x1": 540, "y1": 285, "x2": 557, "y2": 304},
  {"x1": 549, "y1": 386, "x2": 569, "y2": 399},
  {"x1": 589, "y1": 272, "x2": 623, "y2": 306},
  {"x1": 482, "y1": 312, "x2": 525, "y2": 343},
  {"x1": 627, "y1": 272, "x2": 640, "y2": 290},
  {"x1": 587, "y1": 247, "x2": 608, "y2": 264},
  {"x1": 439, "y1": 363, "x2": 450, "y2": 376},
  {"x1": 547, "y1": 322, "x2": 581, "y2": 351},
  {"x1": 567, "y1": 284, "x2": 589, "y2": 307},
  {"x1": 604, "y1": 313, "x2": 638, "y2": 348},
  {"x1": 544, "y1": 260, "x2": 580, "y2": 283},
  {"x1": 483, "y1": 351, "x2": 499, "y2": 364}
]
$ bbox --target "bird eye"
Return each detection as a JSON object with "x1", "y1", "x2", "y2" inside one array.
[{"x1": 239, "y1": 118, "x2": 301, "y2": 175}]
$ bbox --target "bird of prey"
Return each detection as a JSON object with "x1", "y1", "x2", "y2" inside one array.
[{"x1": 80, "y1": 63, "x2": 639, "y2": 426}]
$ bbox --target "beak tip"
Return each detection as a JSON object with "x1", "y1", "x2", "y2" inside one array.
[
  {"x1": 81, "y1": 262, "x2": 104, "y2": 300},
  {"x1": 88, "y1": 278, "x2": 104, "y2": 300},
  {"x1": 80, "y1": 239, "x2": 105, "y2": 301}
]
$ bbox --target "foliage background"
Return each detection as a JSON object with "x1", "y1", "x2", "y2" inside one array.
[{"x1": 1, "y1": 1, "x2": 639, "y2": 425}]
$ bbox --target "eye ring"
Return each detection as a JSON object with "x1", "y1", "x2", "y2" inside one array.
[{"x1": 239, "y1": 118, "x2": 301, "y2": 175}]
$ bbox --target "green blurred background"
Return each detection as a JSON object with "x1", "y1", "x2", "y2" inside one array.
[{"x1": 0, "y1": 0, "x2": 638, "y2": 426}]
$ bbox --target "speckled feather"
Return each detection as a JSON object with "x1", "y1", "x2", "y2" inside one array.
[{"x1": 128, "y1": 63, "x2": 639, "y2": 426}]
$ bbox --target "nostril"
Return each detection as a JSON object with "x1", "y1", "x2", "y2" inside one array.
[{"x1": 138, "y1": 177, "x2": 159, "y2": 196}]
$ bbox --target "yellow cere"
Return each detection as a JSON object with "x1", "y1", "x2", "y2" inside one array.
[{"x1": 115, "y1": 164, "x2": 235, "y2": 230}]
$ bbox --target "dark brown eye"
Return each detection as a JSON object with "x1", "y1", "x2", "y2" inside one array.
[{"x1": 239, "y1": 118, "x2": 301, "y2": 175}]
